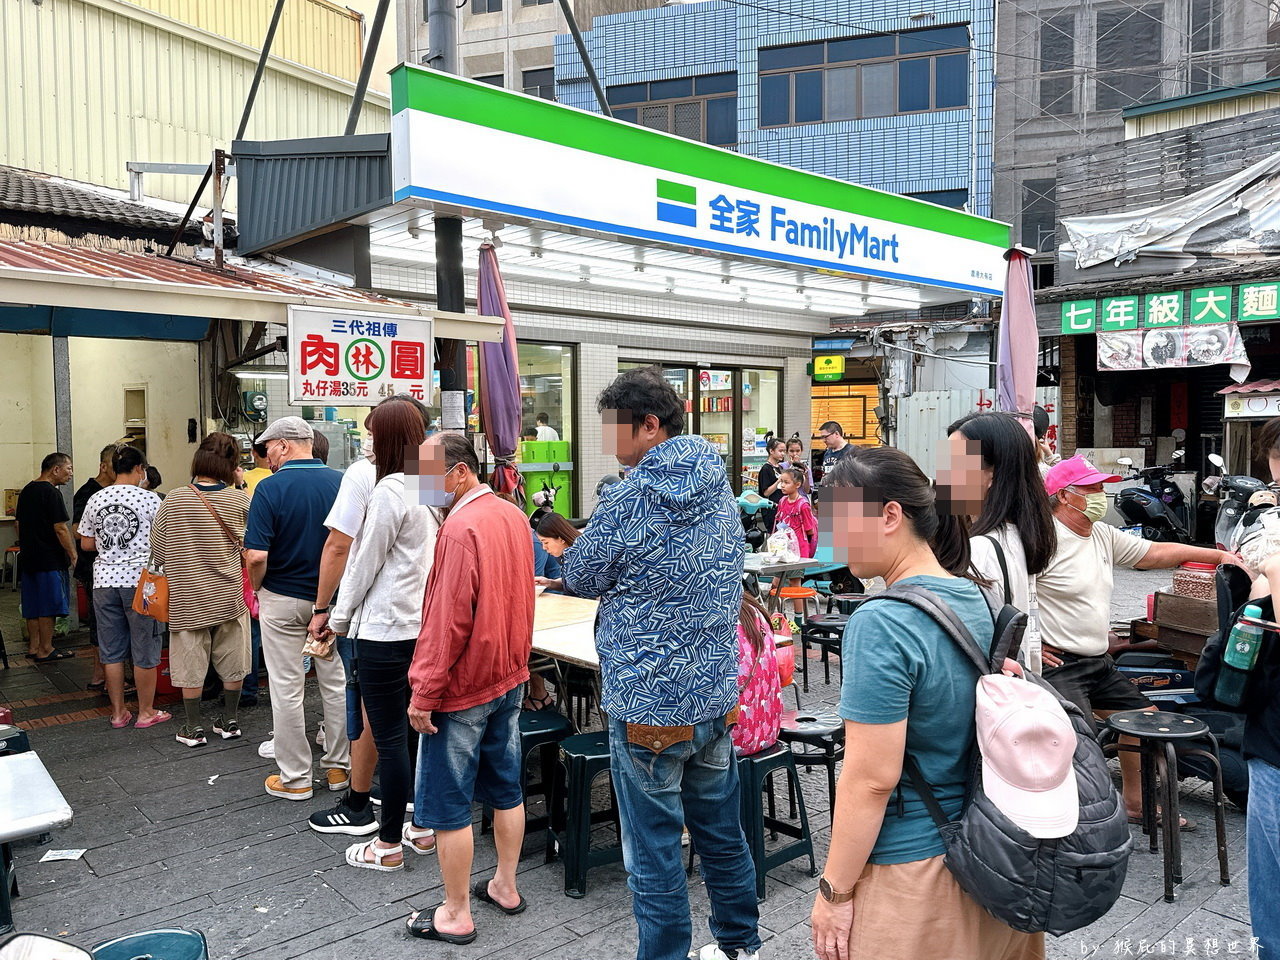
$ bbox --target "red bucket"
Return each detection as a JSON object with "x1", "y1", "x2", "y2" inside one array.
[{"x1": 155, "y1": 648, "x2": 178, "y2": 697}]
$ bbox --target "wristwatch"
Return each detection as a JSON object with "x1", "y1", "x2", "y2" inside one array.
[
  {"x1": 312, "y1": 606, "x2": 330, "y2": 616},
  {"x1": 818, "y1": 876, "x2": 855, "y2": 904}
]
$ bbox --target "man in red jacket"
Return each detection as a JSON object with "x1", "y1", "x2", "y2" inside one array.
[{"x1": 406, "y1": 432, "x2": 535, "y2": 945}]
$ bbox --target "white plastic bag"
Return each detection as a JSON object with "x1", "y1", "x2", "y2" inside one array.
[{"x1": 766, "y1": 523, "x2": 800, "y2": 563}]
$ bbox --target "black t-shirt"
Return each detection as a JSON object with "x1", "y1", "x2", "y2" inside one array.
[
  {"x1": 16, "y1": 480, "x2": 71, "y2": 573},
  {"x1": 757, "y1": 463, "x2": 784, "y2": 504},
  {"x1": 72, "y1": 478, "x2": 103, "y2": 580}
]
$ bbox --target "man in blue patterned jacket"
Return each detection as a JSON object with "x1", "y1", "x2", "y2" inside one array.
[{"x1": 562, "y1": 366, "x2": 759, "y2": 960}]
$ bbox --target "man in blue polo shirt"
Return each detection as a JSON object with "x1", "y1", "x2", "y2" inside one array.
[{"x1": 244, "y1": 416, "x2": 347, "y2": 802}]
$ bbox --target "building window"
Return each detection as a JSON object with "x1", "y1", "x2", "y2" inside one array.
[
  {"x1": 471, "y1": 0, "x2": 501, "y2": 14},
  {"x1": 607, "y1": 73, "x2": 738, "y2": 147},
  {"x1": 1188, "y1": 0, "x2": 1222, "y2": 92},
  {"x1": 522, "y1": 67, "x2": 555, "y2": 99},
  {"x1": 474, "y1": 73, "x2": 504, "y2": 86},
  {"x1": 758, "y1": 25, "x2": 969, "y2": 128},
  {"x1": 907, "y1": 189, "x2": 968, "y2": 209},
  {"x1": 521, "y1": 0, "x2": 553, "y2": 6},
  {"x1": 1095, "y1": 5, "x2": 1164, "y2": 110},
  {"x1": 1039, "y1": 12, "x2": 1075, "y2": 115},
  {"x1": 1021, "y1": 178, "x2": 1057, "y2": 252}
]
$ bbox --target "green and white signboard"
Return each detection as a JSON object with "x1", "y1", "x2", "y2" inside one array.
[
  {"x1": 390, "y1": 65, "x2": 1010, "y2": 298},
  {"x1": 1061, "y1": 281, "x2": 1280, "y2": 334}
]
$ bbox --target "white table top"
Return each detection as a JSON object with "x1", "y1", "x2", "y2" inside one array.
[
  {"x1": 532, "y1": 593, "x2": 599, "y2": 670},
  {"x1": 744, "y1": 555, "x2": 836, "y2": 577},
  {"x1": 0, "y1": 751, "x2": 73, "y2": 844}
]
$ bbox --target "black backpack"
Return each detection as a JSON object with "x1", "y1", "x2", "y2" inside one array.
[{"x1": 863, "y1": 583, "x2": 1134, "y2": 936}]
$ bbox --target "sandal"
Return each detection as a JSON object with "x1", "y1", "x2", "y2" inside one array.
[
  {"x1": 110, "y1": 711, "x2": 134, "y2": 729},
  {"x1": 472, "y1": 880, "x2": 527, "y2": 915},
  {"x1": 522, "y1": 693, "x2": 554, "y2": 712},
  {"x1": 345, "y1": 839, "x2": 404, "y2": 872},
  {"x1": 1128, "y1": 814, "x2": 1197, "y2": 832},
  {"x1": 405, "y1": 906, "x2": 476, "y2": 944},
  {"x1": 134, "y1": 711, "x2": 173, "y2": 729},
  {"x1": 402, "y1": 823, "x2": 437, "y2": 856},
  {"x1": 87, "y1": 680, "x2": 106, "y2": 693},
  {"x1": 30, "y1": 650, "x2": 74, "y2": 663}
]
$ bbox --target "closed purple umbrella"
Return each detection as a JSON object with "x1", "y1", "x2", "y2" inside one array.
[
  {"x1": 997, "y1": 246, "x2": 1039, "y2": 439},
  {"x1": 477, "y1": 241, "x2": 523, "y2": 499}
]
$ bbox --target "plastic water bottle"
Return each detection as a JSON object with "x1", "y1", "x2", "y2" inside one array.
[{"x1": 1214, "y1": 604, "x2": 1265, "y2": 708}]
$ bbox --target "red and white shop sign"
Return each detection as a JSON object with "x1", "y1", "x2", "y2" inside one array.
[{"x1": 287, "y1": 305, "x2": 433, "y2": 405}]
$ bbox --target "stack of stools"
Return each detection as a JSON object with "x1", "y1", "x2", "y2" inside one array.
[
  {"x1": 550, "y1": 730, "x2": 623, "y2": 898},
  {"x1": 1102, "y1": 710, "x2": 1231, "y2": 903},
  {"x1": 481, "y1": 708, "x2": 574, "y2": 849},
  {"x1": 778, "y1": 711, "x2": 845, "y2": 823},
  {"x1": 734, "y1": 743, "x2": 816, "y2": 900},
  {"x1": 799, "y1": 613, "x2": 847, "y2": 692}
]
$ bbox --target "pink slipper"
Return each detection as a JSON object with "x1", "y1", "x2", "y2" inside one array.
[
  {"x1": 110, "y1": 712, "x2": 134, "y2": 729},
  {"x1": 134, "y1": 711, "x2": 172, "y2": 729}
]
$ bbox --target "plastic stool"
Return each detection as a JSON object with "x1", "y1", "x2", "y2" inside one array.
[
  {"x1": 774, "y1": 586, "x2": 819, "y2": 621},
  {"x1": 0, "y1": 726, "x2": 30, "y2": 757},
  {"x1": 799, "y1": 613, "x2": 847, "y2": 692},
  {"x1": 551, "y1": 730, "x2": 623, "y2": 897},
  {"x1": 482, "y1": 708, "x2": 574, "y2": 842},
  {"x1": 1103, "y1": 710, "x2": 1230, "y2": 902},
  {"x1": 778, "y1": 711, "x2": 845, "y2": 823},
  {"x1": 736, "y1": 743, "x2": 816, "y2": 900}
]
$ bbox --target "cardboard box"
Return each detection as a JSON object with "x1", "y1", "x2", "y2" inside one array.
[{"x1": 1152, "y1": 590, "x2": 1218, "y2": 637}]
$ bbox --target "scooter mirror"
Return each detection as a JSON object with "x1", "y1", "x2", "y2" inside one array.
[
  {"x1": 1209, "y1": 453, "x2": 1226, "y2": 469},
  {"x1": 1117, "y1": 457, "x2": 1133, "y2": 467}
]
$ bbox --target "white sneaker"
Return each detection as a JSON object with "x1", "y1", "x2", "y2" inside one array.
[
  {"x1": 257, "y1": 737, "x2": 276, "y2": 759},
  {"x1": 315, "y1": 721, "x2": 326, "y2": 749},
  {"x1": 696, "y1": 946, "x2": 759, "y2": 960}
]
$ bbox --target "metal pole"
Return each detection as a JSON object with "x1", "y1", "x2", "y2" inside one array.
[
  {"x1": 425, "y1": 0, "x2": 467, "y2": 431},
  {"x1": 344, "y1": 0, "x2": 392, "y2": 136},
  {"x1": 53, "y1": 336, "x2": 78, "y2": 628},
  {"x1": 555, "y1": 0, "x2": 611, "y2": 117},
  {"x1": 165, "y1": 0, "x2": 289, "y2": 256},
  {"x1": 212, "y1": 150, "x2": 226, "y2": 271}
]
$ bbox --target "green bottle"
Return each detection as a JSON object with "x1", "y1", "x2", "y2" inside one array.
[{"x1": 1214, "y1": 604, "x2": 1265, "y2": 708}]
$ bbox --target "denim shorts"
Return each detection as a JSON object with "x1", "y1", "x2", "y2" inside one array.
[
  {"x1": 21, "y1": 569, "x2": 69, "y2": 619},
  {"x1": 415, "y1": 686, "x2": 524, "y2": 831},
  {"x1": 94, "y1": 586, "x2": 162, "y2": 668}
]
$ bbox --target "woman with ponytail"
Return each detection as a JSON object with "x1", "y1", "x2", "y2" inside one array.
[{"x1": 810, "y1": 446, "x2": 1042, "y2": 960}]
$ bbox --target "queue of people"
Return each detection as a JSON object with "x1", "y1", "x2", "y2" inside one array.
[{"x1": 12, "y1": 374, "x2": 1279, "y2": 960}]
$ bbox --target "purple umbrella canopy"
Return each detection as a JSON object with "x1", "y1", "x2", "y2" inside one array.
[
  {"x1": 997, "y1": 246, "x2": 1039, "y2": 439},
  {"x1": 477, "y1": 241, "x2": 523, "y2": 499}
]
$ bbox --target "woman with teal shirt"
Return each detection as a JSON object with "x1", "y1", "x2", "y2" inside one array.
[{"x1": 809, "y1": 446, "x2": 1043, "y2": 960}]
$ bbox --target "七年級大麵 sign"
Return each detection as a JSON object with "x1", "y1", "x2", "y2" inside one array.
[
  {"x1": 287, "y1": 305, "x2": 433, "y2": 405},
  {"x1": 389, "y1": 65, "x2": 1010, "y2": 299}
]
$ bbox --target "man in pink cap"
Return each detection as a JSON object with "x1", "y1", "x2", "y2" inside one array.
[{"x1": 1037, "y1": 454, "x2": 1240, "y2": 828}]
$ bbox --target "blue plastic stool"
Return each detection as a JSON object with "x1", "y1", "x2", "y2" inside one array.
[{"x1": 92, "y1": 928, "x2": 209, "y2": 960}]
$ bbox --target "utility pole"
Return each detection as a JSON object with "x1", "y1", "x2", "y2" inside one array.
[{"x1": 424, "y1": 0, "x2": 467, "y2": 430}]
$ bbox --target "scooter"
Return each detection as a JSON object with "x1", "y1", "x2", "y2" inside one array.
[
  {"x1": 738, "y1": 490, "x2": 773, "y2": 552},
  {"x1": 1206, "y1": 452, "x2": 1270, "y2": 549},
  {"x1": 1114, "y1": 451, "x2": 1192, "y2": 543}
]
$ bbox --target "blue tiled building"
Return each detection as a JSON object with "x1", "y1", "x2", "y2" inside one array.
[{"x1": 554, "y1": 0, "x2": 994, "y2": 218}]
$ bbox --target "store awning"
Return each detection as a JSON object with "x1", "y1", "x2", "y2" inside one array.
[
  {"x1": 0, "y1": 240, "x2": 504, "y2": 342},
  {"x1": 1219, "y1": 380, "x2": 1280, "y2": 395}
]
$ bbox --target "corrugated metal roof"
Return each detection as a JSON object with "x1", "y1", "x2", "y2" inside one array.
[
  {"x1": 0, "y1": 166, "x2": 202, "y2": 237},
  {"x1": 0, "y1": 239, "x2": 416, "y2": 308},
  {"x1": 1219, "y1": 379, "x2": 1280, "y2": 395},
  {"x1": 1123, "y1": 78, "x2": 1280, "y2": 119}
]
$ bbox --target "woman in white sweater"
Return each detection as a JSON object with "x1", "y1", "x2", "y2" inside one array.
[{"x1": 329, "y1": 400, "x2": 441, "y2": 872}]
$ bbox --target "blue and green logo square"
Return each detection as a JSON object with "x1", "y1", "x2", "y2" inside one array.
[{"x1": 656, "y1": 179, "x2": 697, "y2": 227}]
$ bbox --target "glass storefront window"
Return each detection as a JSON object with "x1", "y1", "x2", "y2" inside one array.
[
  {"x1": 518, "y1": 342, "x2": 575, "y2": 516},
  {"x1": 741, "y1": 368, "x2": 781, "y2": 490}
]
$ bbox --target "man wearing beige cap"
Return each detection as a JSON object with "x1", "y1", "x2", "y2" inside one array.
[{"x1": 244, "y1": 416, "x2": 348, "y2": 801}]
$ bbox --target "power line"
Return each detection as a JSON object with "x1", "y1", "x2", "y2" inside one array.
[{"x1": 709, "y1": 0, "x2": 1273, "y2": 89}]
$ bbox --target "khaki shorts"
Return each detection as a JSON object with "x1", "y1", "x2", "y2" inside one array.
[
  {"x1": 847, "y1": 855, "x2": 1045, "y2": 960},
  {"x1": 169, "y1": 612, "x2": 251, "y2": 690}
]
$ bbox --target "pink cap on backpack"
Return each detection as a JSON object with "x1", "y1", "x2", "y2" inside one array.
[{"x1": 977, "y1": 675, "x2": 1080, "y2": 839}]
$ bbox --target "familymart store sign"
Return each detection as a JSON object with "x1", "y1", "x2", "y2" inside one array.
[{"x1": 389, "y1": 65, "x2": 1010, "y2": 298}]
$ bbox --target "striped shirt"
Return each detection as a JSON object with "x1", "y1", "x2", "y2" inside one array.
[{"x1": 150, "y1": 483, "x2": 250, "y2": 631}]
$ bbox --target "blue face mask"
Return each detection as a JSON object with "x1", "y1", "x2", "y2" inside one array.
[{"x1": 422, "y1": 465, "x2": 457, "y2": 508}]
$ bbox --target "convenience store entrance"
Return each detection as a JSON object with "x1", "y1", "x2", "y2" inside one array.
[{"x1": 620, "y1": 361, "x2": 781, "y2": 493}]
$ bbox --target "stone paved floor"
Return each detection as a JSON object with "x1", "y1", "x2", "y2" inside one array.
[{"x1": 0, "y1": 568, "x2": 1258, "y2": 959}]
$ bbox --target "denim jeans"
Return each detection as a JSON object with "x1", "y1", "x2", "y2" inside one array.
[
  {"x1": 1248, "y1": 758, "x2": 1280, "y2": 958},
  {"x1": 608, "y1": 714, "x2": 761, "y2": 960}
]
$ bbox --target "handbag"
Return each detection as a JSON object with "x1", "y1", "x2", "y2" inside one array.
[
  {"x1": 132, "y1": 563, "x2": 169, "y2": 622},
  {"x1": 189, "y1": 485, "x2": 262, "y2": 623}
]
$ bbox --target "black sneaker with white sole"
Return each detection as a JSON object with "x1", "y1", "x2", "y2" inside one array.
[
  {"x1": 212, "y1": 717, "x2": 242, "y2": 740},
  {"x1": 175, "y1": 726, "x2": 207, "y2": 748},
  {"x1": 309, "y1": 794, "x2": 378, "y2": 836}
]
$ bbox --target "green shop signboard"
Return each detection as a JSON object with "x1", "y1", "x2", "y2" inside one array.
[{"x1": 1061, "y1": 281, "x2": 1280, "y2": 334}]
